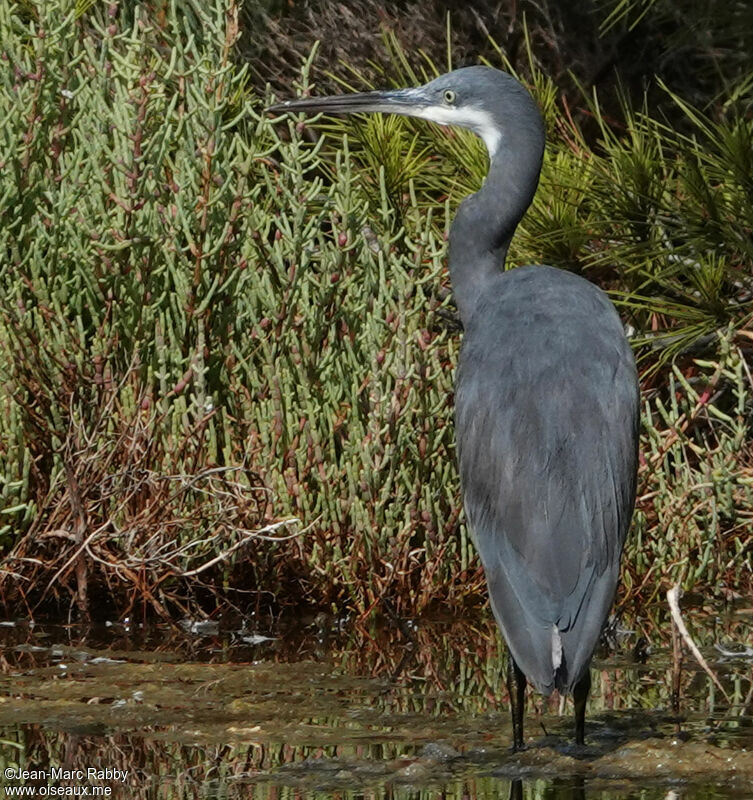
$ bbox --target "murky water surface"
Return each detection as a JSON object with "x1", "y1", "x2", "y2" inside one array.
[{"x1": 0, "y1": 604, "x2": 751, "y2": 798}]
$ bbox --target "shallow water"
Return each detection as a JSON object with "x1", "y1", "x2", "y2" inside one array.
[{"x1": 0, "y1": 605, "x2": 751, "y2": 799}]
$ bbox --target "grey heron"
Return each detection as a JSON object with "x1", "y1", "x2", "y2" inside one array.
[{"x1": 268, "y1": 66, "x2": 640, "y2": 749}]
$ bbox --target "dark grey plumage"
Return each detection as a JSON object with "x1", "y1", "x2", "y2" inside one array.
[
  {"x1": 456, "y1": 265, "x2": 638, "y2": 695},
  {"x1": 268, "y1": 65, "x2": 640, "y2": 747}
]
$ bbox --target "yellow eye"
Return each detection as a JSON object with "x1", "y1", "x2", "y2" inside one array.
[{"x1": 443, "y1": 89, "x2": 456, "y2": 105}]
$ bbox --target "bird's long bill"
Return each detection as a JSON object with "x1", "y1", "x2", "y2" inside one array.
[{"x1": 266, "y1": 88, "x2": 427, "y2": 117}]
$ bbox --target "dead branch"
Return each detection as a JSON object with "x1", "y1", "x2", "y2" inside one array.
[{"x1": 667, "y1": 584, "x2": 731, "y2": 704}]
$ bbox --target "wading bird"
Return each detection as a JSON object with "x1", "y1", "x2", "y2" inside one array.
[{"x1": 268, "y1": 66, "x2": 639, "y2": 749}]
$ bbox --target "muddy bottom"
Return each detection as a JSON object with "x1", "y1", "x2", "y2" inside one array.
[{"x1": 0, "y1": 607, "x2": 751, "y2": 798}]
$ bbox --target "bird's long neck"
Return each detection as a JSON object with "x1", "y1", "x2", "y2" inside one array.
[{"x1": 448, "y1": 130, "x2": 544, "y2": 326}]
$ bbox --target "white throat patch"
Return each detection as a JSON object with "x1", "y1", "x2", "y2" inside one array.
[{"x1": 412, "y1": 105, "x2": 502, "y2": 160}]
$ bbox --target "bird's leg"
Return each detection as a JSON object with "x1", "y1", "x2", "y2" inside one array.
[
  {"x1": 573, "y1": 668, "x2": 591, "y2": 745},
  {"x1": 506, "y1": 652, "x2": 527, "y2": 751}
]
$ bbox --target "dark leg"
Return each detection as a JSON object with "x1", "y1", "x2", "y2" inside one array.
[
  {"x1": 573, "y1": 668, "x2": 591, "y2": 745},
  {"x1": 508, "y1": 778, "x2": 523, "y2": 800},
  {"x1": 506, "y1": 651, "x2": 527, "y2": 751}
]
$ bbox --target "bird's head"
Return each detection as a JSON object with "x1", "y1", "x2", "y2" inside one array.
[{"x1": 267, "y1": 66, "x2": 543, "y2": 162}]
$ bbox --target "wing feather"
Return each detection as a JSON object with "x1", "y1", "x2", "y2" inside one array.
[{"x1": 455, "y1": 267, "x2": 639, "y2": 694}]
